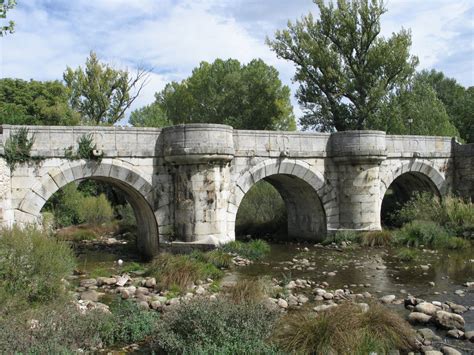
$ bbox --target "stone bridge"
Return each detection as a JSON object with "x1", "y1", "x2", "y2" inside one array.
[{"x1": 0, "y1": 124, "x2": 472, "y2": 257}]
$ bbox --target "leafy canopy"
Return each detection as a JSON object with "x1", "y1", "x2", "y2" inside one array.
[
  {"x1": 267, "y1": 0, "x2": 418, "y2": 131},
  {"x1": 416, "y1": 69, "x2": 473, "y2": 142},
  {"x1": 0, "y1": 78, "x2": 80, "y2": 125},
  {"x1": 368, "y1": 78, "x2": 459, "y2": 137},
  {"x1": 64, "y1": 51, "x2": 149, "y2": 125},
  {"x1": 0, "y1": 0, "x2": 16, "y2": 37},
  {"x1": 133, "y1": 58, "x2": 296, "y2": 130}
]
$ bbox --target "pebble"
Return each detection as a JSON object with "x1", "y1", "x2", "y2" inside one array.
[
  {"x1": 277, "y1": 298, "x2": 288, "y2": 309},
  {"x1": 380, "y1": 295, "x2": 396, "y2": 304}
]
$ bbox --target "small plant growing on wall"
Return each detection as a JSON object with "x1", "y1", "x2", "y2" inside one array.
[
  {"x1": 64, "y1": 133, "x2": 103, "y2": 161},
  {"x1": 3, "y1": 128, "x2": 35, "y2": 171}
]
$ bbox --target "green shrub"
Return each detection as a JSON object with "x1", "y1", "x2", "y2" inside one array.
[
  {"x1": 121, "y1": 261, "x2": 146, "y2": 274},
  {"x1": 98, "y1": 299, "x2": 160, "y2": 346},
  {"x1": 272, "y1": 302, "x2": 415, "y2": 354},
  {"x1": 44, "y1": 182, "x2": 85, "y2": 227},
  {"x1": 360, "y1": 230, "x2": 393, "y2": 247},
  {"x1": 153, "y1": 298, "x2": 278, "y2": 354},
  {"x1": 0, "y1": 299, "x2": 160, "y2": 353},
  {"x1": 220, "y1": 239, "x2": 271, "y2": 260},
  {"x1": 3, "y1": 127, "x2": 35, "y2": 171},
  {"x1": 77, "y1": 193, "x2": 114, "y2": 225},
  {"x1": 395, "y1": 220, "x2": 452, "y2": 248},
  {"x1": 395, "y1": 193, "x2": 474, "y2": 235},
  {"x1": 0, "y1": 227, "x2": 76, "y2": 307},
  {"x1": 395, "y1": 248, "x2": 419, "y2": 261},
  {"x1": 147, "y1": 253, "x2": 223, "y2": 291},
  {"x1": 442, "y1": 236, "x2": 471, "y2": 250}
]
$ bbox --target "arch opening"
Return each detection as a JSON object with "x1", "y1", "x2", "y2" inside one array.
[
  {"x1": 381, "y1": 171, "x2": 440, "y2": 227},
  {"x1": 235, "y1": 173, "x2": 327, "y2": 242},
  {"x1": 22, "y1": 161, "x2": 159, "y2": 259}
]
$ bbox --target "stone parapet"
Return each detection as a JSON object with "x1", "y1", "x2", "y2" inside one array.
[
  {"x1": 329, "y1": 130, "x2": 386, "y2": 163},
  {"x1": 162, "y1": 124, "x2": 234, "y2": 164}
]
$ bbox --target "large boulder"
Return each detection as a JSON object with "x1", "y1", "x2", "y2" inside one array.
[
  {"x1": 415, "y1": 302, "x2": 439, "y2": 316},
  {"x1": 408, "y1": 312, "x2": 431, "y2": 325},
  {"x1": 433, "y1": 310, "x2": 465, "y2": 330}
]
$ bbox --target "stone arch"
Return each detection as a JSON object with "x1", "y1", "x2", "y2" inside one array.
[
  {"x1": 18, "y1": 159, "x2": 160, "y2": 258},
  {"x1": 380, "y1": 161, "x2": 446, "y2": 200},
  {"x1": 380, "y1": 161, "x2": 446, "y2": 226},
  {"x1": 227, "y1": 159, "x2": 337, "y2": 242}
]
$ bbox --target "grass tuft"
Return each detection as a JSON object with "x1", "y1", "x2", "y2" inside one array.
[
  {"x1": 226, "y1": 277, "x2": 271, "y2": 305},
  {"x1": 147, "y1": 253, "x2": 223, "y2": 292},
  {"x1": 360, "y1": 230, "x2": 393, "y2": 247},
  {"x1": 272, "y1": 302, "x2": 416, "y2": 354},
  {"x1": 220, "y1": 239, "x2": 271, "y2": 260}
]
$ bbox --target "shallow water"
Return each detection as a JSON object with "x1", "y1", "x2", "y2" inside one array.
[{"x1": 77, "y1": 242, "x2": 474, "y2": 352}]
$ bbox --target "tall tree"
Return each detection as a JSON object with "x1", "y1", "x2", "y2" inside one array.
[
  {"x1": 267, "y1": 0, "x2": 418, "y2": 131},
  {"x1": 129, "y1": 103, "x2": 170, "y2": 128},
  {"x1": 0, "y1": 78, "x2": 80, "y2": 125},
  {"x1": 144, "y1": 58, "x2": 296, "y2": 130},
  {"x1": 64, "y1": 52, "x2": 149, "y2": 125},
  {"x1": 0, "y1": 0, "x2": 16, "y2": 37},
  {"x1": 416, "y1": 70, "x2": 473, "y2": 142},
  {"x1": 367, "y1": 79, "x2": 459, "y2": 137}
]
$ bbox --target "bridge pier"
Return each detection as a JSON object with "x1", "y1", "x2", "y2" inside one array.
[{"x1": 331, "y1": 131, "x2": 387, "y2": 231}]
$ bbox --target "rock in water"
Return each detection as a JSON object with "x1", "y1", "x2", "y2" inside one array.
[{"x1": 433, "y1": 310, "x2": 465, "y2": 330}]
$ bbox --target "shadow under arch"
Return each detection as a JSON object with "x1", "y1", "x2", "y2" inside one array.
[
  {"x1": 380, "y1": 162, "x2": 445, "y2": 227},
  {"x1": 19, "y1": 160, "x2": 159, "y2": 258},
  {"x1": 229, "y1": 159, "x2": 336, "y2": 242}
]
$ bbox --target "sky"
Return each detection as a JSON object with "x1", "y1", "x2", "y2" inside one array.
[{"x1": 1, "y1": 0, "x2": 473, "y2": 123}]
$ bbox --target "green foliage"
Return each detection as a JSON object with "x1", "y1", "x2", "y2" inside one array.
[
  {"x1": 129, "y1": 102, "x2": 170, "y2": 127},
  {"x1": 395, "y1": 248, "x2": 419, "y2": 262},
  {"x1": 394, "y1": 220, "x2": 469, "y2": 249},
  {"x1": 0, "y1": 227, "x2": 75, "y2": 307},
  {"x1": 153, "y1": 298, "x2": 278, "y2": 354},
  {"x1": 64, "y1": 51, "x2": 148, "y2": 125},
  {"x1": 77, "y1": 194, "x2": 114, "y2": 225},
  {"x1": 98, "y1": 299, "x2": 160, "y2": 346},
  {"x1": 120, "y1": 261, "x2": 145, "y2": 274},
  {"x1": 147, "y1": 253, "x2": 223, "y2": 291},
  {"x1": 3, "y1": 127, "x2": 35, "y2": 171},
  {"x1": 220, "y1": 239, "x2": 271, "y2": 260},
  {"x1": 44, "y1": 183, "x2": 114, "y2": 228},
  {"x1": 394, "y1": 193, "x2": 474, "y2": 235},
  {"x1": 273, "y1": 302, "x2": 415, "y2": 354},
  {"x1": 360, "y1": 230, "x2": 393, "y2": 247},
  {"x1": 268, "y1": 0, "x2": 418, "y2": 131},
  {"x1": 369, "y1": 79, "x2": 459, "y2": 137},
  {"x1": 44, "y1": 183, "x2": 85, "y2": 227},
  {"x1": 323, "y1": 230, "x2": 359, "y2": 245},
  {"x1": 0, "y1": 0, "x2": 16, "y2": 36},
  {"x1": 0, "y1": 299, "x2": 160, "y2": 353},
  {"x1": 417, "y1": 69, "x2": 474, "y2": 143},
  {"x1": 78, "y1": 133, "x2": 101, "y2": 159},
  {"x1": 236, "y1": 180, "x2": 286, "y2": 237},
  {"x1": 0, "y1": 78, "x2": 80, "y2": 125},
  {"x1": 153, "y1": 58, "x2": 295, "y2": 130},
  {"x1": 192, "y1": 249, "x2": 233, "y2": 269}
]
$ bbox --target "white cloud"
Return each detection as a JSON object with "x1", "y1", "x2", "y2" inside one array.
[{"x1": 0, "y1": 0, "x2": 472, "y2": 122}]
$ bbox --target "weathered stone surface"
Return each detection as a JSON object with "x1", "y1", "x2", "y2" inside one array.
[
  {"x1": 1, "y1": 124, "x2": 471, "y2": 256},
  {"x1": 415, "y1": 302, "x2": 439, "y2": 316},
  {"x1": 433, "y1": 310, "x2": 465, "y2": 330},
  {"x1": 408, "y1": 312, "x2": 431, "y2": 324}
]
